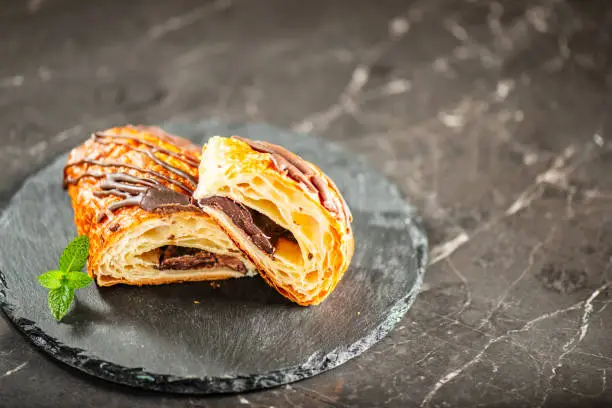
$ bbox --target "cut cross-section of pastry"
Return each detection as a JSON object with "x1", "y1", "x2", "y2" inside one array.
[
  {"x1": 63, "y1": 125, "x2": 256, "y2": 286},
  {"x1": 194, "y1": 136, "x2": 354, "y2": 306}
]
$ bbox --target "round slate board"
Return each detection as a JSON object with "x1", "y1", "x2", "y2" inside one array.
[{"x1": 0, "y1": 122, "x2": 427, "y2": 394}]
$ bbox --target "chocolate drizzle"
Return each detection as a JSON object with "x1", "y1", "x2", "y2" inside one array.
[
  {"x1": 94, "y1": 133, "x2": 200, "y2": 167},
  {"x1": 93, "y1": 133, "x2": 198, "y2": 187},
  {"x1": 64, "y1": 131, "x2": 200, "y2": 222},
  {"x1": 63, "y1": 159, "x2": 193, "y2": 194},
  {"x1": 231, "y1": 136, "x2": 352, "y2": 224},
  {"x1": 92, "y1": 173, "x2": 195, "y2": 222}
]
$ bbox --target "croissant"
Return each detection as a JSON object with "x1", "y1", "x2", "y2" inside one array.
[
  {"x1": 194, "y1": 136, "x2": 354, "y2": 305},
  {"x1": 63, "y1": 126, "x2": 256, "y2": 285}
]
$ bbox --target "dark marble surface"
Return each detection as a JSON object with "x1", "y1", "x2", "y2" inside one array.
[{"x1": 1, "y1": 0, "x2": 611, "y2": 406}]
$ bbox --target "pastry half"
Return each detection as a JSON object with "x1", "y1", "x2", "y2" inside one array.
[
  {"x1": 194, "y1": 136, "x2": 354, "y2": 305},
  {"x1": 63, "y1": 125, "x2": 256, "y2": 286}
]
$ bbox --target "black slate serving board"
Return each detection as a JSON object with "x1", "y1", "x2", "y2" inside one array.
[{"x1": 0, "y1": 122, "x2": 427, "y2": 394}]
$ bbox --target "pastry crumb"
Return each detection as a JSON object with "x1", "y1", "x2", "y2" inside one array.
[
  {"x1": 357, "y1": 311, "x2": 361, "y2": 316},
  {"x1": 193, "y1": 300, "x2": 200, "y2": 304},
  {"x1": 210, "y1": 282, "x2": 221, "y2": 289}
]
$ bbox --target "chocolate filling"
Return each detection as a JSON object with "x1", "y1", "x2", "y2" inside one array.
[
  {"x1": 158, "y1": 245, "x2": 247, "y2": 274},
  {"x1": 198, "y1": 196, "x2": 296, "y2": 255}
]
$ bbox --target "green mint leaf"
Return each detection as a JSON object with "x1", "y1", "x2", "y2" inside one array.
[
  {"x1": 39, "y1": 236, "x2": 93, "y2": 320},
  {"x1": 65, "y1": 271, "x2": 93, "y2": 289},
  {"x1": 48, "y1": 286, "x2": 75, "y2": 321},
  {"x1": 58, "y1": 235, "x2": 90, "y2": 272},
  {"x1": 37, "y1": 270, "x2": 65, "y2": 289}
]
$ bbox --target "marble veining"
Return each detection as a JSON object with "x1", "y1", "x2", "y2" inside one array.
[{"x1": 1, "y1": 0, "x2": 611, "y2": 406}]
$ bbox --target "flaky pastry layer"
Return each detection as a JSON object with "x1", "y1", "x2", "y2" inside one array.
[{"x1": 194, "y1": 136, "x2": 354, "y2": 305}]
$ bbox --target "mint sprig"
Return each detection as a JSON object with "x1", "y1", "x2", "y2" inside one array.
[{"x1": 37, "y1": 235, "x2": 92, "y2": 321}]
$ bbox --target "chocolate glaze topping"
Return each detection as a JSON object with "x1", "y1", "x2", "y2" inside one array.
[{"x1": 231, "y1": 136, "x2": 352, "y2": 224}]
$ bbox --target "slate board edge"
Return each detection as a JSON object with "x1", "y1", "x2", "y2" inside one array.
[{"x1": 0, "y1": 123, "x2": 429, "y2": 394}]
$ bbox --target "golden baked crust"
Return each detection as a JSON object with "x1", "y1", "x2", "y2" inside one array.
[
  {"x1": 64, "y1": 125, "x2": 255, "y2": 285},
  {"x1": 194, "y1": 136, "x2": 354, "y2": 305}
]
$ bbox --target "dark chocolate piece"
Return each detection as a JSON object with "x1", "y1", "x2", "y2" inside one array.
[
  {"x1": 250, "y1": 210, "x2": 297, "y2": 245},
  {"x1": 158, "y1": 245, "x2": 247, "y2": 273},
  {"x1": 198, "y1": 196, "x2": 297, "y2": 255},
  {"x1": 198, "y1": 196, "x2": 275, "y2": 254}
]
